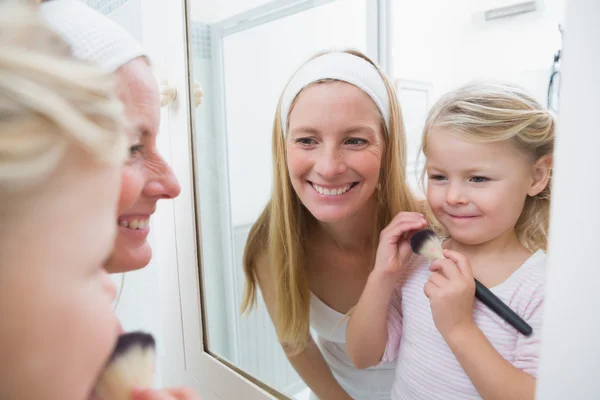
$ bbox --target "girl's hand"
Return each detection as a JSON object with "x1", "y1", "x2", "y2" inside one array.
[
  {"x1": 423, "y1": 249, "x2": 476, "y2": 338},
  {"x1": 132, "y1": 387, "x2": 201, "y2": 400},
  {"x1": 373, "y1": 212, "x2": 427, "y2": 283}
]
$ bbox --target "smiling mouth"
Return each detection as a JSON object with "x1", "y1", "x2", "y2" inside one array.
[
  {"x1": 447, "y1": 214, "x2": 479, "y2": 219},
  {"x1": 309, "y1": 181, "x2": 359, "y2": 196},
  {"x1": 118, "y1": 218, "x2": 150, "y2": 230}
]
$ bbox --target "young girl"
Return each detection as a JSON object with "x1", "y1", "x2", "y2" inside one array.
[{"x1": 347, "y1": 82, "x2": 553, "y2": 399}]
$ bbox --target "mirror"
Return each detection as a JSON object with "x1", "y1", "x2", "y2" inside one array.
[
  {"x1": 189, "y1": 1, "x2": 371, "y2": 398},
  {"x1": 187, "y1": 0, "x2": 564, "y2": 398}
]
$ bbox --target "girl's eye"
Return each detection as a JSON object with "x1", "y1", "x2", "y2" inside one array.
[
  {"x1": 345, "y1": 138, "x2": 367, "y2": 146},
  {"x1": 470, "y1": 176, "x2": 489, "y2": 183},
  {"x1": 429, "y1": 174, "x2": 446, "y2": 181}
]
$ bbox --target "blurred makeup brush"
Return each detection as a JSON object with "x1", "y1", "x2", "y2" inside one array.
[
  {"x1": 93, "y1": 331, "x2": 156, "y2": 400},
  {"x1": 410, "y1": 229, "x2": 532, "y2": 336}
]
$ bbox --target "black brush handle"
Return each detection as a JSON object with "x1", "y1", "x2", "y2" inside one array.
[{"x1": 474, "y1": 279, "x2": 532, "y2": 336}]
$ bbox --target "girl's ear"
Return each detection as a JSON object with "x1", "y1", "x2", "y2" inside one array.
[{"x1": 528, "y1": 154, "x2": 552, "y2": 196}]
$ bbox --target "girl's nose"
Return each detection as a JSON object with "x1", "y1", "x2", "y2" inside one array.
[{"x1": 445, "y1": 182, "x2": 468, "y2": 205}]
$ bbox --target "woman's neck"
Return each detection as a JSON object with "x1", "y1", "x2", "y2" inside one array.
[{"x1": 311, "y1": 197, "x2": 377, "y2": 253}]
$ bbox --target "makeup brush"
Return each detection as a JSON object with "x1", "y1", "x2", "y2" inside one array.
[
  {"x1": 409, "y1": 230, "x2": 532, "y2": 336},
  {"x1": 93, "y1": 331, "x2": 156, "y2": 400}
]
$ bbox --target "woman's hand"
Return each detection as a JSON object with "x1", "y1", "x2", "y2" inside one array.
[
  {"x1": 131, "y1": 387, "x2": 201, "y2": 400},
  {"x1": 373, "y1": 212, "x2": 427, "y2": 284},
  {"x1": 424, "y1": 249, "x2": 476, "y2": 339}
]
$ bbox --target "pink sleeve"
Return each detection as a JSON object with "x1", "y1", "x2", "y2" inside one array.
[
  {"x1": 513, "y1": 283, "x2": 545, "y2": 377},
  {"x1": 381, "y1": 285, "x2": 403, "y2": 363}
]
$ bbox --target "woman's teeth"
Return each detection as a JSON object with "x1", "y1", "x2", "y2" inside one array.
[
  {"x1": 311, "y1": 183, "x2": 353, "y2": 196},
  {"x1": 119, "y1": 219, "x2": 149, "y2": 229}
]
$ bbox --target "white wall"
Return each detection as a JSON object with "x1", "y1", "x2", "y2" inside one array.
[
  {"x1": 392, "y1": 0, "x2": 564, "y2": 99},
  {"x1": 536, "y1": 0, "x2": 600, "y2": 398},
  {"x1": 392, "y1": 0, "x2": 564, "y2": 189}
]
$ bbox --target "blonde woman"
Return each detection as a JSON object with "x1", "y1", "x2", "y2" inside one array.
[
  {"x1": 347, "y1": 83, "x2": 553, "y2": 399},
  {"x1": 242, "y1": 50, "x2": 424, "y2": 400},
  {"x1": 0, "y1": 2, "x2": 199, "y2": 399},
  {"x1": 0, "y1": 1, "x2": 125, "y2": 399},
  {"x1": 40, "y1": 0, "x2": 181, "y2": 274}
]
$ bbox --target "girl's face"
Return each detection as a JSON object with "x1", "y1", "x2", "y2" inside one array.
[
  {"x1": 425, "y1": 128, "x2": 549, "y2": 247},
  {"x1": 0, "y1": 145, "x2": 121, "y2": 400}
]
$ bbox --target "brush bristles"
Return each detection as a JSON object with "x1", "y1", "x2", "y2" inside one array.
[
  {"x1": 409, "y1": 229, "x2": 444, "y2": 261},
  {"x1": 94, "y1": 332, "x2": 156, "y2": 400},
  {"x1": 108, "y1": 331, "x2": 155, "y2": 362}
]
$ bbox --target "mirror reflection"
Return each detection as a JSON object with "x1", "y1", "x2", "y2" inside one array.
[{"x1": 188, "y1": 1, "x2": 564, "y2": 399}]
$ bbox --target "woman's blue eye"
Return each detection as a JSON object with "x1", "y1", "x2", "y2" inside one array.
[
  {"x1": 346, "y1": 138, "x2": 367, "y2": 146},
  {"x1": 129, "y1": 144, "x2": 144, "y2": 156},
  {"x1": 297, "y1": 138, "x2": 314, "y2": 145}
]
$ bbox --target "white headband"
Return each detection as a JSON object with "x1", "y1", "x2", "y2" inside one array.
[
  {"x1": 39, "y1": 0, "x2": 147, "y2": 72},
  {"x1": 280, "y1": 52, "x2": 391, "y2": 136}
]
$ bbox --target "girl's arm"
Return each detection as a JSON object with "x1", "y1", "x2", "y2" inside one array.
[
  {"x1": 347, "y1": 212, "x2": 428, "y2": 369},
  {"x1": 347, "y1": 269, "x2": 400, "y2": 368}
]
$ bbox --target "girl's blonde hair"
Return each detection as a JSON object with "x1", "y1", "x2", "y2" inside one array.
[
  {"x1": 241, "y1": 49, "x2": 419, "y2": 353},
  {"x1": 0, "y1": 0, "x2": 127, "y2": 195},
  {"x1": 420, "y1": 82, "x2": 554, "y2": 251}
]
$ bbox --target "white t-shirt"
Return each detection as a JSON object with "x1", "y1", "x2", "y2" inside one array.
[{"x1": 310, "y1": 291, "x2": 396, "y2": 400}]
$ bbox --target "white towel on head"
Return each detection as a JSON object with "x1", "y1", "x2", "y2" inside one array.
[
  {"x1": 39, "y1": 0, "x2": 147, "y2": 72},
  {"x1": 280, "y1": 52, "x2": 391, "y2": 136}
]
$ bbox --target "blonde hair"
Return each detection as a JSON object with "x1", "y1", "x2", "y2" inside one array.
[
  {"x1": 0, "y1": 0, "x2": 127, "y2": 194},
  {"x1": 420, "y1": 82, "x2": 554, "y2": 251},
  {"x1": 241, "y1": 49, "x2": 419, "y2": 353}
]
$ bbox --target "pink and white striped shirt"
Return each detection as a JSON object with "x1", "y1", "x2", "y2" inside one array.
[{"x1": 382, "y1": 250, "x2": 547, "y2": 399}]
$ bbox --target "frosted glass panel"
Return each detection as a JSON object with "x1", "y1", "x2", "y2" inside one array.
[
  {"x1": 224, "y1": 0, "x2": 367, "y2": 226},
  {"x1": 190, "y1": 0, "x2": 275, "y2": 23}
]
